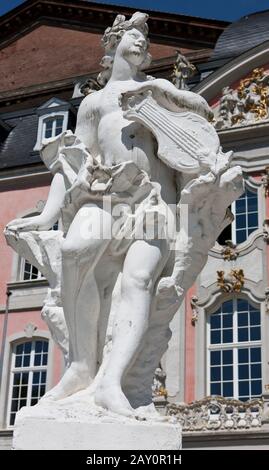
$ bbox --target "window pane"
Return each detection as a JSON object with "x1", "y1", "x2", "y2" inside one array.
[
  {"x1": 250, "y1": 310, "x2": 260, "y2": 326},
  {"x1": 31, "y1": 266, "x2": 39, "y2": 280},
  {"x1": 211, "y1": 383, "x2": 221, "y2": 396},
  {"x1": 236, "y1": 198, "x2": 246, "y2": 214},
  {"x1": 238, "y1": 312, "x2": 248, "y2": 327},
  {"x1": 238, "y1": 348, "x2": 249, "y2": 363},
  {"x1": 223, "y1": 366, "x2": 233, "y2": 381},
  {"x1": 250, "y1": 327, "x2": 261, "y2": 341},
  {"x1": 223, "y1": 382, "x2": 233, "y2": 397},
  {"x1": 222, "y1": 314, "x2": 233, "y2": 328},
  {"x1": 222, "y1": 350, "x2": 233, "y2": 365},
  {"x1": 13, "y1": 373, "x2": 21, "y2": 386},
  {"x1": 211, "y1": 350, "x2": 221, "y2": 365},
  {"x1": 248, "y1": 213, "x2": 258, "y2": 228},
  {"x1": 251, "y1": 363, "x2": 261, "y2": 379},
  {"x1": 15, "y1": 355, "x2": 22, "y2": 368},
  {"x1": 22, "y1": 355, "x2": 30, "y2": 367},
  {"x1": 239, "y1": 381, "x2": 249, "y2": 397},
  {"x1": 239, "y1": 364, "x2": 249, "y2": 380},
  {"x1": 55, "y1": 117, "x2": 63, "y2": 136},
  {"x1": 34, "y1": 354, "x2": 41, "y2": 366},
  {"x1": 250, "y1": 348, "x2": 261, "y2": 363},
  {"x1": 238, "y1": 327, "x2": 249, "y2": 342},
  {"x1": 12, "y1": 387, "x2": 20, "y2": 399},
  {"x1": 237, "y1": 299, "x2": 249, "y2": 311},
  {"x1": 222, "y1": 329, "x2": 233, "y2": 343},
  {"x1": 236, "y1": 214, "x2": 246, "y2": 229},
  {"x1": 21, "y1": 372, "x2": 29, "y2": 385},
  {"x1": 222, "y1": 300, "x2": 233, "y2": 313},
  {"x1": 23, "y1": 342, "x2": 31, "y2": 354},
  {"x1": 210, "y1": 314, "x2": 221, "y2": 329},
  {"x1": 251, "y1": 380, "x2": 262, "y2": 396},
  {"x1": 31, "y1": 385, "x2": 39, "y2": 398},
  {"x1": 20, "y1": 386, "x2": 28, "y2": 398},
  {"x1": 33, "y1": 372, "x2": 40, "y2": 384},
  {"x1": 211, "y1": 367, "x2": 221, "y2": 381},
  {"x1": 247, "y1": 195, "x2": 258, "y2": 213},
  {"x1": 41, "y1": 371, "x2": 47, "y2": 383},
  {"x1": 11, "y1": 400, "x2": 19, "y2": 412},
  {"x1": 9, "y1": 413, "x2": 16, "y2": 426},
  {"x1": 211, "y1": 330, "x2": 221, "y2": 344},
  {"x1": 16, "y1": 344, "x2": 23, "y2": 355},
  {"x1": 35, "y1": 341, "x2": 43, "y2": 353},
  {"x1": 45, "y1": 120, "x2": 53, "y2": 138},
  {"x1": 236, "y1": 229, "x2": 247, "y2": 244},
  {"x1": 42, "y1": 354, "x2": 48, "y2": 366}
]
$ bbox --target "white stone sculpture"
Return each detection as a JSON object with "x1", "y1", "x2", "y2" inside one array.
[
  {"x1": 5, "y1": 11, "x2": 243, "y2": 449},
  {"x1": 215, "y1": 68, "x2": 269, "y2": 129},
  {"x1": 171, "y1": 50, "x2": 196, "y2": 90}
]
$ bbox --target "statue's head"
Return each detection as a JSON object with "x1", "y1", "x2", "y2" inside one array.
[
  {"x1": 116, "y1": 27, "x2": 148, "y2": 67},
  {"x1": 98, "y1": 12, "x2": 151, "y2": 85}
]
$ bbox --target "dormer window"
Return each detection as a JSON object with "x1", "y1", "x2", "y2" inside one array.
[
  {"x1": 34, "y1": 98, "x2": 75, "y2": 151},
  {"x1": 43, "y1": 116, "x2": 64, "y2": 139}
]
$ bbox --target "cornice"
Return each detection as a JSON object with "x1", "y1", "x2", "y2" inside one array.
[{"x1": 0, "y1": 0, "x2": 228, "y2": 50}]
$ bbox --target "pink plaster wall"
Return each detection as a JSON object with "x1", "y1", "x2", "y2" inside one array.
[
  {"x1": 0, "y1": 310, "x2": 63, "y2": 387},
  {"x1": 184, "y1": 285, "x2": 196, "y2": 403},
  {"x1": 0, "y1": 184, "x2": 49, "y2": 305},
  {"x1": 0, "y1": 183, "x2": 63, "y2": 387}
]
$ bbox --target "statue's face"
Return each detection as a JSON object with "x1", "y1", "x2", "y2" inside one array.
[{"x1": 117, "y1": 28, "x2": 148, "y2": 66}]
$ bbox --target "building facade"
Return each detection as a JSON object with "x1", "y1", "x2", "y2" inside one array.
[{"x1": 0, "y1": 0, "x2": 269, "y2": 449}]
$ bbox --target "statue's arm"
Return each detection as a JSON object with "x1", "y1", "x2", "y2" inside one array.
[
  {"x1": 152, "y1": 78, "x2": 213, "y2": 119},
  {"x1": 124, "y1": 78, "x2": 213, "y2": 120},
  {"x1": 74, "y1": 92, "x2": 100, "y2": 154},
  {"x1": 6, "y1": 173, "x2": 66, "y2": 232}
]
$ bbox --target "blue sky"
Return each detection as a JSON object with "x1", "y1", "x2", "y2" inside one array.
[{"x1": 1, "y1": 0, "x2": 269, "y2": 21}]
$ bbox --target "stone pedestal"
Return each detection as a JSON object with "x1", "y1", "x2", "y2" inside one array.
[{"x1": 13, "y1": 404, "x2": 182, "y2": 450}]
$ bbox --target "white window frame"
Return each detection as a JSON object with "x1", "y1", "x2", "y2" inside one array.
[
  {"x1": 7, "y1": 339, "x2": 49, "y2": 428},
  {"x1": 231, "y1": 184, "x2": 259, "y2": 244},
  {"x1": 42, "y1": 115, "x2": 65, "y2": 140},
  {"x1": 19, "y1": 258, "x2": 44, "y2": 281},
  {"x1": 34, "y1": 98, "x2": 70, "y2": 151},
  {"x1": 207, "y1": 298, "x2": 262, "y2": 400}
]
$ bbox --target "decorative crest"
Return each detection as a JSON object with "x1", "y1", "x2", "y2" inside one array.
[{"x1": 217, "y1": 268, "x2": 244, "y2": 292}]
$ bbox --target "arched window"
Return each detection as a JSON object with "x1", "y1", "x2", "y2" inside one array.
[
  {"x1": 218, "y1": 188, "x2": 259, "y2": 245},
  {"x1": 208, "y1": 299, "x2": 262, "y2": 401},
  {"x1": 7, "y1": 339, "x2": 49, "y2": 426},
  {"x1": 232, "y1": 189, "x2": 258, "y2": 244}
]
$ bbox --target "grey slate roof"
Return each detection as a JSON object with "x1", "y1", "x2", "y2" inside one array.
[
  {"x1": 0, "y1": 113, "x2": 41, "y2": 169},
  {"x1": 212, "y1": 10, "x2": 269, "y2": 60}
]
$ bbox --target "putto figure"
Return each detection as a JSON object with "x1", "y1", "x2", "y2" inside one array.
[{"x1": 5, "y1": 12, "x2": 243, "y2": 419}]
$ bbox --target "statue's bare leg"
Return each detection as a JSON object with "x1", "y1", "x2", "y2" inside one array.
[
  {"x1": 41, "y1": 204, "x2": 112, "y2": 401},
  {"x1": 95, "y1": 238, "x2": 169, "y2": 416}
]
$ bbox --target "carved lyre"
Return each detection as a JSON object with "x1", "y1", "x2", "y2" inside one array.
[{"x1": 122, "y1": 91, "x2": 232, "y2": 174}]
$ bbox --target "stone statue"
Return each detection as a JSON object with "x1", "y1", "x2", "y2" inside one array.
[
  {"x1": 215, "y1": 86, "x2": 245, "y2": 129},
  {"x1": 171, "y1": 50, "x2": 196, "y2": 90},
  {"x1": 5, "y1": 12, "x2": 243, "y2": 425}
]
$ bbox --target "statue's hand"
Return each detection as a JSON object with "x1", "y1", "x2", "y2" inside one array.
[
  {"x1": 156, "y1": 277, "x2": 183, "y2": 299},
  {"x1": 5, "y1": 215, "x2": 50, "y2": 233}
]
